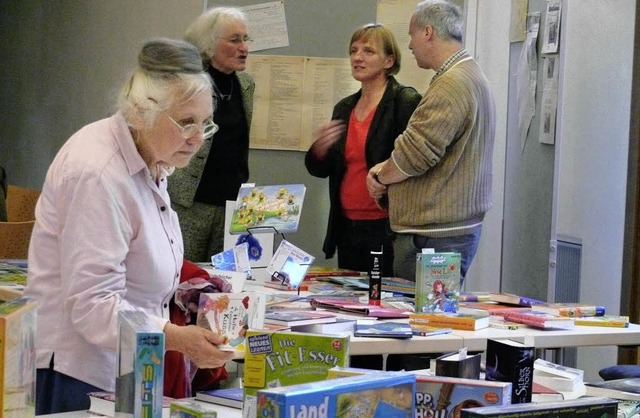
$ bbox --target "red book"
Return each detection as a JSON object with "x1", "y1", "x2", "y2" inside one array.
[{"x1": 502, "y1": 310, "x2": 574, "y2": 329}]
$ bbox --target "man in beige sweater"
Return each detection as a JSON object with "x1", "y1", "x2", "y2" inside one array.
[{"x1": 367, "y1": 0, "x2": 496, "y2": 288}]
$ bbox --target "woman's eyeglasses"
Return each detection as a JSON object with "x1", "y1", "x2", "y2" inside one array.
[{"x1": 166, "y1": 114, "x2": 219, "y2": 139}]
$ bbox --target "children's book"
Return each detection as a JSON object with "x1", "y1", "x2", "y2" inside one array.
[
  {"x1": 460, "y1": 396, "x2": 617, "y2": 417},
  {"x1": 353, "y1": 320, "x2": 413, "y2": 339},
  {"x1": 263, "y1": 310, "x2": 337, "y2": 327},
  {"x1": 256, "y1": 372, "x2": 416, "y2": 418},
  {"x1": 415, "y1": 251, "x2": 461, "y2": 313},
  {"x1": 502, "y1": 310, "x2": 575, "y2": 329},
  {"x1": 169, "y1": 399, "x2": 219, "y2": 417},
  {"x1": 195, "y1": 387, "x2": 244, "y2": 409},
  {"x1": 485, "y1": 339, "x2": 534, "y2": 403},
  {"x1": 488, "y1": 292, "x2": 546, "y2": 307},
  {"x1": 229, "y1": 183, "x2": 306, "y2": 234},
  {"x1": 414, "y1": 374, "x2": 512, "y2": 418},
  {"x1": 196, "y1": 292, "x2": 266, "y2": 358},
  {"x1": 115, "y1": 310, "x2": 165, "y2": 418},
  {"x1": 310, "y1": 298, "x2": 413, "y2": 318},
  {"x1": 0, "y1": 297, "x2": 36, "y2": 418},
  {"x1": 242, "y1": 330, "x2": 350, "y2": 418},
  {"x1": 573, "y1": 315, "x2": 629, "y2": 327},
  {"x1": 533, "y1": 302, "x2": 605, "y2": 317},
  {"x1": 408, "y1": 312, "x2": 490, "y2": 331},
  {"x1": 210, "y1": 242, "x2": 250, "y2": 273},
  {"x1": 265, "y1": 240, "x2": 315, "y2": 290}
]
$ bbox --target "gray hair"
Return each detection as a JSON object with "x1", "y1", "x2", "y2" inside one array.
[
  {"x1": 184, "y1": 7, "x2": 248, "y2": 66},
  {"x1": 117, "y1": 38, "x2": 213, "y2": 129},
  {"x1": 414, "y1": 0, "x2": 463, "y2": 43}
]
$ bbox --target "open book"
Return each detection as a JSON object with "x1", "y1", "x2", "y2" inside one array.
[{"x1": 229, "y1": 183, "x2": 306, "y2": 234}]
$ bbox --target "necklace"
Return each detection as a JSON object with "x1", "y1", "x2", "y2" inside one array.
[{"x1": 213, "y1": 80, "x2": 234, "y2": 102}]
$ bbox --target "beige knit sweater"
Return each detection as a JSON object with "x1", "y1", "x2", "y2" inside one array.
[{"x1": 388, "y1": 55, "x2": 496, "y2": 237}]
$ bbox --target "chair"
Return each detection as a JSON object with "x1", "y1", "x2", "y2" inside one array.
[
  {"x1": 0, "y1": 185, "x2": 40, "y2": 259},
  {"x1": 0, "y1": 220, "x2": 35, "y2": 259},
  {"x1": 6, "y1": 185, "x2": 40, "y2": 222}
]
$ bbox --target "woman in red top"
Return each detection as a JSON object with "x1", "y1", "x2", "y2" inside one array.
[{"x1": 305, "y1": 23, "x2": 421, "y2": 276}]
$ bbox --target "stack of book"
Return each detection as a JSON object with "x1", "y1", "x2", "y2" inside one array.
[
  {"x1": 408, "y1": 311, "x2": 490, "y2": 331},
  {"x1": 533, "y1": 358, "x2": 584, "y2": 393}
]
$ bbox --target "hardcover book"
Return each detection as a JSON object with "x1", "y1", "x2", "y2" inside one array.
[
  {"x1": 409, "y1": 312, "x2": 490, "y2": 331},
  {"x1": 585, "y1": 377, "x2": 640, "y2": 401},
  {"x1": 115, "y1": 310, "x2": 165, "y2": 418},
  {"x1": 0, "y1": 298, "x2": 36, "y2": 418},
  {"x1": 196, "y1": 292, "x2": 266, "y2": 358},
  {"x1": 415, "y1": 252, "x2": 461, "y2": 313},
  {"x1": 460, "y1": 396, "x2": 617, "y2": 417},
  {"x1": 531, "y1": 381, "x2": 564, "y2": 402},
  {"x1": 574, "y1": 315, "x2": 629, "y2": 327},
  {"x1": 210, "y1": 242, "x2": 250, "y2": 273},
  {"x1": 502, "y1": 310, "x2": 575, "y2": 329},
  {"x1": 485, "y1": 339, "x2": 534, "y2": 403},
  {"x1": 435, "y1": 350, "x2": 482, "y2": 379},
  {"x1": 195, "y1": 387, "x2": 243, "y2": 409},
  {"x1": 459, "y1": 302, "x2": 531, "y2": 317},
  {"x1": 229, "y1": 183, "x2": 306, "y2": 234},
  {"x1": 242, "y1": 330, "x2": 350, "y2": 417},
  {"x1": 256, "y1": 372, "x2": 416, "y2": 418},
  {"x1": 263, "y1": 310, "x2": 337, "y2": 327},
  {"x1": 353, "y1": 320, "x2": 413, "y2": 339},
  {"x1": 488, "y1": 293, "x2": 546, "y2": 307},
  {"x1": 414, "y1": 374, "x2": 511, "y2": 418},
  {"x1": 533, "y1": 302, "x2": 605, "y2": 317}
]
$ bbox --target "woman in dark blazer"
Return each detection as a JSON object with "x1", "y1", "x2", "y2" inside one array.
[{"x1": 305, "y1": 23, "x2": 421, "y2": 276}]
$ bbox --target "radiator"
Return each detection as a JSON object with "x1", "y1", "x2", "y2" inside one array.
[{"x1": 548, "y1": 236, "x2": 582, "y2": 367}]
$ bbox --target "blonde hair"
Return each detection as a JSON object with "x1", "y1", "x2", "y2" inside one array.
[{"x1": 349, "y1": 23, "x2": 402, "y2": 76}]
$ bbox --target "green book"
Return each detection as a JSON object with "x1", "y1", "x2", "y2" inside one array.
[
  {"x1": 415, "y1": 252, "x2": 461, "y2": 314},
  {"x1": 242, "y1": 330, "x2": 349, "y2": 417}
]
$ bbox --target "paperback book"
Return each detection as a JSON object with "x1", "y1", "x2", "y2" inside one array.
[
  {"x1": 242, "y1": 330, "x2": 350, "y2": 417},
  {"x1": 195, "y1": 387, "x2": 243, "y2": 409},
  {"x1": 309, "y1": 298, "x2": 413, "y2": 318},
  {"x1": 531, "y1": 382, "x2": 564, "y2": 402},
  {"x1": 584, "y1": 377, "x2": 640, "y2": 401},
  {"x1": 574, "y1": 315, "x2": 629, "y2": 327},
  {"x1": 256, "y1": 372, "x2": 416, "y2": 418},
  {"x1": 488, "y1": 292, "x2": 546, "y2": 307},
  {"x1": 415, "y1": 251, "x2": 461, "y2": 313},
  {"x1": 617, "y1": 400, "x2": 640, "y2": 418},
  {"x1": 196, "y1": 292, "x2": 266, "y2": 358},
  {"x1": 460, "y1": 396, "x2": 617, "y2": 417},
  {"x1": 0, "y1": 298, "x2": 36, "y2": 418},
  {"x1": 265, "y1": 240, "x2": 315, "y2": 290},
  {"x1": 263, "y1": 310, "x2": 337, "y2": 327},
  {"x1": 459, "y1": 302, "x2": 531, "y2": 317},
  {"x1": 168, "y1": 400, "x2": 219, "y2": 417},
  {"x1": 89, "y1": 391, "x2": 173, "y2": 418},
  {"x1": 229, "y1": 183, "x2": 306, "y2": 234},
  {"x1": 290, "y1": 318, "x2": 356, "y2": 335},
  {"x1": 502, "y1": 310, "x2": 575, "y2": 329},
  {"x1": 115, "y1": 310, "x2": 165, "y2": 418},
  {"x1": 353, "y1": 320, "x2": 413, "y2": 339},
  {"x1": 409, "y1": 312, "x2": 490, "y2": 331},
  {"x1": 533, "y1": 302, "x2": 605, "y2": 317},
  {"x1": 485, "y1": 339, "x2": 534, "y2": 403}
]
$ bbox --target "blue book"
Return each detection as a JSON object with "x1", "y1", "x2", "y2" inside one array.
[
  {"x1": 195, "y1": 387, "x2": 243, "y2": 409},
  {"x1": 354, "y1": 321, "x2": 413, "y2": 339}
]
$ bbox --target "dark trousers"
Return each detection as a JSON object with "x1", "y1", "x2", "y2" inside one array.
[
  {"x1": 337, "y1": 218, "x2": 394, "y2": 277},
  {"x1": 36, "y1": 357, "x2": 103, "y2": 415}
]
